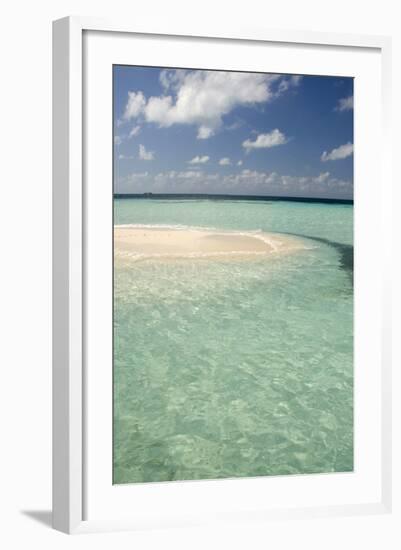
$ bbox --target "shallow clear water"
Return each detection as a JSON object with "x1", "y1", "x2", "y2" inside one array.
[{"x1": 113, "y1": 199, "x2": 353, "y2": 484}]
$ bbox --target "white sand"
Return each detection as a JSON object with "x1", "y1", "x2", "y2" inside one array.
[{"x1": 114, "y1": 226, "x2": 305, "y2": 262}]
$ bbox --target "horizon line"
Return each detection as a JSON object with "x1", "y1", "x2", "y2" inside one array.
[{"x1": 113, "y1": 193, "x2": 353, "y2": 204}]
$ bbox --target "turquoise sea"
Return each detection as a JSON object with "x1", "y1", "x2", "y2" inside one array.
[{"x1": 113, "y1": 198, "x2": 353, "y2": 484}]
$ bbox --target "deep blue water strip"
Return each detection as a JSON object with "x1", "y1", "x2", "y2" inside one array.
[{"x1": 114, "y1": 193, "x2": 353, "y2": 205}]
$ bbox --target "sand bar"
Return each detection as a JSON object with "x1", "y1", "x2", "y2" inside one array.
[{"x1": 114, "y1": 225, "x2": 305, "y2": 262}]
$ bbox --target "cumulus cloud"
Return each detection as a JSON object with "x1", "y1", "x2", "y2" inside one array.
[
  {"x1": 243, "y1": 129, "x2": 288, "y2": 152},
  {"x1": 314, "y1": 171, "x2": 330, "y2": 183},
  {"x1": 138, "y1": 144, "x2": 154, "y2": 160},
  {"x1": 124, "y1": 91, "x2": 146, "y2": 120},
  {"x1": 116, "y1": 168, "x2": 352, "y2": 199},
  {"x1": 159, "y1": 68, "x2": 187, "y2": 91},
  {"x1": 197, "y1": 126, "x2": 214, "y2": 139},
  {"x1": 114, "y1": 135, "x2": 122, "y2": 146},
  {"x1": 321, "y1": 142, "x2": 354, "y2": 162},
  {"x1": 277, "y1": 75, "x2": 302, "y2": 93},
  {"x1": 122, "y1": 70, "x2": 301, "y2": 139},
  {"x1": 336, "y1": 96, "x2": 354, "y2": 112},
  {"x1": 188, "y1": 155, "x2": 209, "y2": 164},
  {"x1": 237, "y1": 160, "x2": 243, "y2": 166},
  {"x1": 219, "y1": 157, "x2": 231, "y2": 166},
  {"x1": 129, "y1": 125, "x2": 141, "y2": 138}
]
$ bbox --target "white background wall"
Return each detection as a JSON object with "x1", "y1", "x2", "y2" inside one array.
[{"x1": 0, "y1": 1, "x2": 399, "y2": 548}]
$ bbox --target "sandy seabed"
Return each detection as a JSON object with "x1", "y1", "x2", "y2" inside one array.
[{"x1": 114, "y1": 226, "x2": 305, "y2": 262}]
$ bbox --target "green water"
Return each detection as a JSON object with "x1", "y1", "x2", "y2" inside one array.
[{"x1": 113, "y1": 199, "x2": 353, "y2": 484}]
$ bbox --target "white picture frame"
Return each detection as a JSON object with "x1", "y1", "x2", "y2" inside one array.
[{"x1": 52, "y1": 16, "x2": 392, "y2": 534}]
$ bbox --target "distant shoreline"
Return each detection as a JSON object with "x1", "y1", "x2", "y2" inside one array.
[{"x1": 113, "y1": 193, "x2": 353, "y2": 205}]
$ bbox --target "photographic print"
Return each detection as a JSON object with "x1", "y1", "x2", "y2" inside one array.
[{"x1": 113, "y1": 65, "x2": 353, "y2": 484}]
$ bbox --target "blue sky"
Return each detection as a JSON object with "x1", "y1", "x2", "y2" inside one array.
[{"x1": 114, "y1": 66, "x2": 353, "y2": 199}]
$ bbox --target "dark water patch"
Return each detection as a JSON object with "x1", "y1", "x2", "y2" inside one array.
[
  {"x1": 114, "y1": 193, "x2": 353, "y2": 205},
  {"x1": 282, "y1": 232, "x2": 353, "y2": 284}
]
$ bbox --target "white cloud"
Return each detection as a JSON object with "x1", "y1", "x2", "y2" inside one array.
[
  {"x1": 114, "y1": 135, "x2": 122, "y2": 146},
  {"x1": 197, "y1": 126, "x2": 214, "y2": 139},
  {"x1": 336, "y1": 96, "x2": 353, "y2": 112},
  {"x1": 321, "y1": 142, "x2": 354, "y2": 162},
  {"x1": 225, "y1": 121, "x2": 243, "y2": 131},
  {"x1": 129, "y1": 125, "x2": 141, "y2": 138},
  {"x1": 243, "y1": 129, "x2": 288, "y2": 152},
  {"x1": 188, "y1": 155, "x2": 209, "y2": 164},
  {"x1": 176, "y1": 170, "x2": 205, "y2": 179},
  {"x1": 118, "y1": 154, "x2": 135, "y2": 160},
  {"x1": 237, "y1": 160, "x2": 243, "y2": 166},
  {"x1": 138, "y1": 144, "x2": 154, "y2": 160},
  {"x1": 219, "y1": 157, "x2": 231, "y2": 166},
  {"x1": 291, "y1": 75, "x2": 303, "y2": 86},
  {"x1": 116, "y1": 168, "x2": 352, "y2": 199},
  {"x1": 159, "y1": 69, "x2": 187, "y2": 91},
  {"x1": 277, "y1": 75, "x2": 302, "y2": 93},
  {"x1": 122, "y1": 70, "x2": 301, "y2": 139},
  {"x1": 124, "y1": 91, "x2": 146, "y2": 120},
  {"x1": 314, "y1": 172, "x2": 330, "y2": 183}
]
